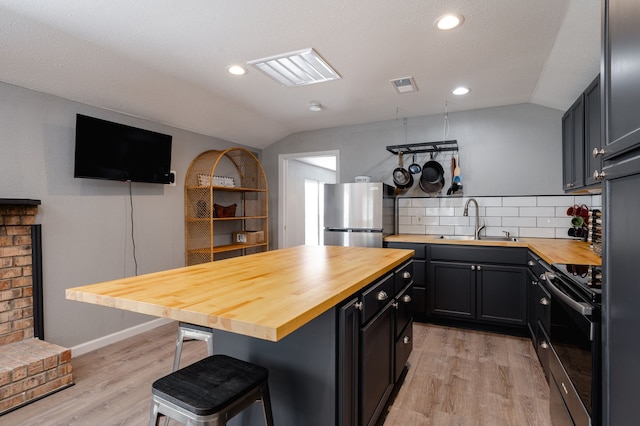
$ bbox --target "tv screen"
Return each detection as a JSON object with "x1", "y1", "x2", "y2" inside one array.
[{"x1": 74, "y1": 114, "x2": 173, "y2": 184}]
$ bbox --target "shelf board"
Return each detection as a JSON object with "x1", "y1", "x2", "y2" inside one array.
[
  {"x1": 188, "y1": 242, "x2": 268, "y2": 254},
  {"x1": 186, "y1": 216, "x2": 268, "y2": 222},
  {"x1": 186, "y1": 186, "x2": 267, "y2": 192}
]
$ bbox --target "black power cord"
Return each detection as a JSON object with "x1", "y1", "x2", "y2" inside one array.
[{"x1": 128, "y1": 181, "x2": 138, "y2": 276}]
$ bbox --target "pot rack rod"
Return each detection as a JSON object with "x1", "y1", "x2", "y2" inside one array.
[{"x1": 386, "y1": 140, "x2": 458, "y2": 155}]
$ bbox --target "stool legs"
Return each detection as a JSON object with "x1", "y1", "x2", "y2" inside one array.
[
  {"x1": 172, "y1": 323, "x2": 215, "y2": 372},
  {"x1": 260, "y1": 382, "x2": 275, "y2": 426}
]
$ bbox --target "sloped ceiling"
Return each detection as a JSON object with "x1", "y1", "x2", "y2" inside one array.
[{"x1": 0, "y1": 0, "x2": 600, "y2": 148}]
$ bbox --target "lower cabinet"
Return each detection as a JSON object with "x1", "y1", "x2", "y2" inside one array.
[
  {"x1": 337, "y1": 261, "x2": 414, "y2": 426},
  {"x1": 427, "y1": 245, "x2": 528, "y2": 326}
]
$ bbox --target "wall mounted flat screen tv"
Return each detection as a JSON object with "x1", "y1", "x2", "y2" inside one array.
[{"x1": 74, "y1": 114, "x2": 173, "y2": 184}]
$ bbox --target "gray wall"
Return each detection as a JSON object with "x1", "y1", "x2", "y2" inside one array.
[
  {"x1": 262, "y1": 103, "x2": 564, "y2": 248},
  {"x1": 0, "y1": 81, "x2": 253, "y2": 348}
]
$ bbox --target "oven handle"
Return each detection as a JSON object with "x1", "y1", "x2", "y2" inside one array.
[{"x1": 543, "y1": 272, "x2": 593, "y2": 316}]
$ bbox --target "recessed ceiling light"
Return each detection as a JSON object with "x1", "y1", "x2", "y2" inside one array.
[
  {"x1": 452, "y1": 87, "x2": 470, "y2": 95},
  {"x1": 227, "y1": 65, "x2": 247, "y2": 76},
  {"x1": 435, "y1": 13, "x2": 464, "y2": 30}
]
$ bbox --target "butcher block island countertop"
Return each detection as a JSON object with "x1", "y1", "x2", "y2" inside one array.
[
  {"x1": 384, "y1": 234, "x2": 601, "y2": 266},
  {"x1": 66, "y1": 245, "x2": 414, "y2": 342}
]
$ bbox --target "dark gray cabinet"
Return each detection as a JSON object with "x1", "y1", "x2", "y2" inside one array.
[
  {"x1": 427, "y1": 245, "x2": 528, "y2": 326},
  {"x1": 385, "y1": 242, "x2": 426, "y2": 313},
  {"x1": 585, "y1": 76, "x2": 603, "y2": 186},
  {"x1": 562, "y1": 74, "x2": 602, "y2": 191},
  {"x1": 337, "y1": 261, "x2": 414, "y2": 426},
  {"x1": 562, "y1": 95, "x2": 585, "y2": 191},
  {"x1": 602, "y1": 1, "x2": 640, "y2": 424}
]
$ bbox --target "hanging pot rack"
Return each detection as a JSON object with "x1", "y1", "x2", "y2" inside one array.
[{"x1": 386, "y1": 140, "x2": 458, "y2": 155}]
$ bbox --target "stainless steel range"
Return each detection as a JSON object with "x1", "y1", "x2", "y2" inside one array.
[{"x1": 542, "y1": 263, "x2": 602, "y2": 426}]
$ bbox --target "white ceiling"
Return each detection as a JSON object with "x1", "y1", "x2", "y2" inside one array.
[{"x1": 0, "y1": 0, "x2": 601, "y2": 149}]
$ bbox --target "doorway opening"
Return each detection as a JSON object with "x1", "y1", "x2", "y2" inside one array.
[{"x1": 278, "y1": 151, "x2": 339, "y2": 248}]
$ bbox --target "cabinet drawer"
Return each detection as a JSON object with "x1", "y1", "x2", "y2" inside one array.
[
  {"x1": 362, "y1": 274, "x2": 394, "y2": 324},
  {"x1": 395, "y1": 321, "x2": 413, "y2": 383},
  {"x1": 430, "y1": 245, "x2": 527, "y2": 265},
  {"x1": 527, "y1": 251, "x2": 549, "y2": 278},
  {"x1": 386, "y1": 242, "x2": 425, "y2": 259},
  {"x1": 394, "y1": 261, "x2": 413, "y2": 294},
  {"x1": 395, "y1": 284, "x2": 413, "y2": 337}
]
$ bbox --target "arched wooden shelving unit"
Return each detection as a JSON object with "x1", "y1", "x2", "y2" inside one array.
[{"x1": 184, "y1": 148, "x2": 268, "y2": 265}]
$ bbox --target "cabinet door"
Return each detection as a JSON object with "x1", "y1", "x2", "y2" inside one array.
[
  {"x1": 428, "y1": 261, "x2": 475, "y2": 319},
  {"x1": 476, "y1": 265, "x2": 528, "y2": 325},
  {"x1": 602, "y1": 154, "x2": 640, "y2": 426},
  {"x1": 604, "y1": 0, "x2": 640, "y2": 156},
  {"x1": 562, "y1": 95, "x2": 585, "y2": 191},
  {"x1": 527, "y1": 269, "x2": 539, "y2": 343},
  {"x1": 337, "y1": 297, "x2": 360, "y2": 426},
  {"x1": 584, "y1": 75, "x2": 603, "y2": 186},
  {"x1": 412, "y1": 259, "x2": 426, "y2": 314},
  {"x1": 360, "y1": 303, "x2": 394, "y2": 426}
]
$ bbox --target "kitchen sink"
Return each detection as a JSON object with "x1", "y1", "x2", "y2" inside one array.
[
  {"x1": 438, "y1": 235, "x2": 520, "y2": 242},
  {"x1": 438, "y1": 235, "x2": 476, "y2": 240}
]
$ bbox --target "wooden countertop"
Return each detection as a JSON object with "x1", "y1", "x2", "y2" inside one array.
[
  {"x1": 66, "y1": 245, "x2": 414, "y2": 342},
  {"x1": 385, "y1": 234, "x2": 602, "y2": 266}
]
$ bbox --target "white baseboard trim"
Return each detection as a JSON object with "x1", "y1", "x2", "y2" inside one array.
[{"x1": 70, "y1": 318, "x2": 174, "y2": 357}]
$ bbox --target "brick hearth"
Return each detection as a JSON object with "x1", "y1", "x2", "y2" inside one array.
[{"x1": 0, "y1": 200, "x2": 73, "y2": 414}]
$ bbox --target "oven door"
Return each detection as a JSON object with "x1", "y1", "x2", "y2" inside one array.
[{"x1": 542, "y1": 271, "x2": 600, "y2": 426}]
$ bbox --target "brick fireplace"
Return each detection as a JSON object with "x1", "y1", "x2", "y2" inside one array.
[{"x1": 0, "y1": 199, "x2": 73, "y2": 414}]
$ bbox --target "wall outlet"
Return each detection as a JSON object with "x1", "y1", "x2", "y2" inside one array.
[
  {"x1": 168, "y1": 170, "x2": 177, "y2": 186},
  {"x1": 416, "y1": 216, "x2": 424, "y2": 225}
]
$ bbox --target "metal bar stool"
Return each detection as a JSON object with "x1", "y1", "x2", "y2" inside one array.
[
  {"x1": 173, "y1": 322, "x2": 214, "y2": 371},
  {"x1": 149, "y1": 354, "x2": 274, "y2": 426}
]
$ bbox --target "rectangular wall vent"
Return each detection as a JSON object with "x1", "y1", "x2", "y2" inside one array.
[{"x1": 390, "y1": 76, "x2": 418, "y2": 93}]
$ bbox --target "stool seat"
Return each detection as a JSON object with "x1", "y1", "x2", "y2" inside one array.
[{"x1": 149, "y1": 355, "x2": 274, "y2": 425}]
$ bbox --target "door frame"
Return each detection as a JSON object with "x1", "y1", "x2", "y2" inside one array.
[{"x1": 278, "y1": 150, "x2": 340, "y2": 249}]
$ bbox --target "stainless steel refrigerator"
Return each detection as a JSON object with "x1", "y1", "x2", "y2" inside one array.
[{"x1": 323, "y1": 182, "x2": 396, "y2": 248}]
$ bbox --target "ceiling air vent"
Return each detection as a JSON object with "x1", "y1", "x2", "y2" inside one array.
[
  {"x1": 248, "y1": 48, "x2": 341, "y2": 87},
  {"x1": 390, "y1": 77, "x2": 418, "y2": 93}
]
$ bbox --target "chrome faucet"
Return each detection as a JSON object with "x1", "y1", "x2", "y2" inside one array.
[{"x1": 463, "y1": 198, "x2": 485, "y2": 240}]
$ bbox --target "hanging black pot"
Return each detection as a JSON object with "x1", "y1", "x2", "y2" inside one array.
[
  {"x1": 419, "y1": 160, "x2": 445, "y2": 193},
  {"x1": 393, "y1": 152, "x2": 413, "y2": 189}
]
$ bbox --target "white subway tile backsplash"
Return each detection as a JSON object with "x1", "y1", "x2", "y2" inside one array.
[
  {"x1": 503, "y1": 216, "x2": 537, "y2": 227},
  {"x1": 440, "y1": 216, "x2": 471, "y2": 226},
  {"x1": 519, "y1": 206, "x2": 556, "y2": 217},
  {"x1": 412, "y1": 198, "x2": 440, "y2": 208},
  {"x1": 503, "y1": 197, "x2": 537, "y2": 207},
  {"x1": 537, "y1": 195, "x2": 576, "y2": 207},
  {"x1": 396, "y1": 195, "x2": 589, "y2": 240},
  {"x1": 537, "y1": 217, "x2": 571, "y2": 228},
  {"x1": 486, "y1": 207, "x2": 519, "y2": 217},
  {"x1": 592, "y1": 195, "x2": 602, "y2": 206},
  {"x1": 398, "y1": 198, "x2": 412, "y2": 208}
]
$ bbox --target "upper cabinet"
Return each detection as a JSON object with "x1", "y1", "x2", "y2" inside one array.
[
  {"x1": 562, "y1": 75, "x2": 602, "y2": 191},
  {"x1": 603, "y1": 0, "x2": 640, "y2": 159}
]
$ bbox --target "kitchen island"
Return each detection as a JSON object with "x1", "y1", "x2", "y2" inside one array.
[{"x1": 66, "y1": 245, "x2": 414, "y2": 425}]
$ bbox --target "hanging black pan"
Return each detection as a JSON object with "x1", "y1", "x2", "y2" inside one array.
[
  {"x1": 419, "y1": 160, "x2": 445, "y2": 193},
  {"x1": 393, "y1": 152, "x2": 413, "y2": 189}
]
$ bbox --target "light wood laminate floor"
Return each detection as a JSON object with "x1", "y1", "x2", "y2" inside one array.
[{"x1": 2, "y1": 322, "x2": 550, "y2": 425}]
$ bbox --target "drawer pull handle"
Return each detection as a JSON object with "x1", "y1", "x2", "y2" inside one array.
[
  {"x1": 403, "y1": 336, "x2": 411, "y2": 344},
  {"x1": 354, "y1": 301, "x2": 363, "y2": 311},
  {"x1": 592, "y1": 147, "x2": 605, "y2": 158},
  {"x1": 403, "y1": 271, "x2": 411, "y2": 279},
  {"x1": 527, "y1": 260, "x2": 535, "y2": 266},
  {"x1": 392, "y1": 302, "x2": 399, "y2": 309},
  {"x1": 561, "y1": 382, "x2": 569, "y2": 395},
  {"x1": 539, "y1": 297, "x2": 550, "y2": 306},
  {"x1": 593, "y1": 170, "x2": 607, "y2": 180},
  {"x1": 402, "y1": 295, "x2": 412, "y2": 303},
  {"x1": 531, "y1": 280, "x2": 538, "y2": 286},
  {"x1": 539, "y1": 273, "x2": 546, "y2": 281},
  {"x1": 540, "y1": 341, "x2": 548, "y2": 349},
  {"x1": 377, "y1": 291, "x2": 389, "y2": 301}
]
